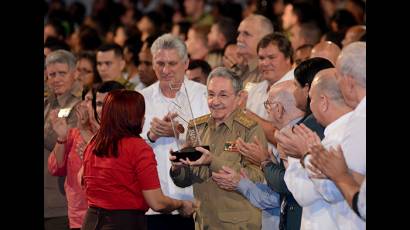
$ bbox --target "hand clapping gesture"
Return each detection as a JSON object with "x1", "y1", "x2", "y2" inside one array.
[
  {"x1": 50, "y1": 109, "x2": 68, "y2": 140},
  {"x1": 149, "y1": 112, "x2": 180, "y2": 140},
  {"x1": 236, "y1": 136, "x2": 270, "y2": 166}
]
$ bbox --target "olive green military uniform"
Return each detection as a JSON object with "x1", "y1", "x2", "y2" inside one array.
[{"x1": 171, "y1": 108, "x2": 267, "y2": 230}]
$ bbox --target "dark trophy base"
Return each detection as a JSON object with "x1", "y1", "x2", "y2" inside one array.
[{"x1": 171, "y1": 146, "x2": 209, "y2": 162}]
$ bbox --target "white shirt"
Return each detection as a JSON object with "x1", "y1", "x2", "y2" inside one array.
[
  {"x1": 305, "y1": 97, "x2": 366, "y2": 230},
  {"x1": 141, "y1": 77, "x2": 209, "y2": 214},
  {"x1": 246, "y1": 69, "x2": 294, "y2": 153},
  {"x1": 285, "y1": 111, "x2": 353, "y2": 230},
  {"x1": 246, "y1": 69, "x2": 294, "y2": 121},
  {"x1": 358, "y1": 178, "x2": 366, "y2": 221}
]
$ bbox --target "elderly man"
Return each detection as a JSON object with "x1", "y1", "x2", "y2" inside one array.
[
  {"x1": 310, "y1": 41, "x2": 341, "y2": 66},
  {"x1": 141, "y1": 34, "x2": 209, "y2": 230},
  {"x1": 236, "y1": 14, "x2": 274, "y2": 91},
  {"x1": 283, "y1": 68, "x2": 355, "y2": 229},
  {"x1": 210, "y1": 80, "x2": 304, "y2": 230},
  {"x1": 306, "y1": 41, "x2": 366, "y2": 229},
  {"x1": 44, "y1": 50, "x2": 81, "y2": 230},
  {"x1": 170, "y1": 67, "x2": 267, "y2": 229}
]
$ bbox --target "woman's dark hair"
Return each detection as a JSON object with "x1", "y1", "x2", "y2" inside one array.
[
  {"x1": 294, "y1": 57, "x2": 334, "y2": 115},
  {"x1": 77, "y1": 50, "x2": 102, "y2": 85},
  {"x1": 93, "y1": 90, "x2": 145, "y2": 157},
  {"x1": 92, "y1": 81, "x2": 125, "y2": 123}
]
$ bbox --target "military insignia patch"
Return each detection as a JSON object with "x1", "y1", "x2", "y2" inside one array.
[{"x1": 224, "y1": 141, "x2": 238, "y2": 152}]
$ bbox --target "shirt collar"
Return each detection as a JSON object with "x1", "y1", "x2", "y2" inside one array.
[
  {"x1": 209, "y1": 108, "x2": 241, "y2": 131},
  {"x1": 153, "y1": 76, "x2": 190, "y2": 99},
  {"x1": 324, "y1": 111, "x2": 353, "y2": 138}
]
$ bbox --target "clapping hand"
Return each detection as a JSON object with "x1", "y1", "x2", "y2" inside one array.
[
  {"x1": 275, "y1": 125, "x2": 310, "y2": 159},
  {"x1": 50, "y1": 109, "x2": 68, "y2": 140},
  {"x1": 236, "y1": 136, "x2": 270, "y2": 166},
  {"x1": 212, "y1": 166, "x2": 241, "y2": 191},
  {"x1": 309, "y1": 145, "x2": 349, "y2": 182},
  {"x1": 149, "y1": 113, "x2": 179, "y2": 139},
  {"x1": 75, "y1": 102, "x2": 89, "y2": 130}
]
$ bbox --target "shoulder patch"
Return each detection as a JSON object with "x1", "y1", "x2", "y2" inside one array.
[
  {"x1": 188, "y1": 113, "x2": 211, "y2": 128},
  {"x1": 234, "y1": 112, "x2": 257, "y2": 129}
]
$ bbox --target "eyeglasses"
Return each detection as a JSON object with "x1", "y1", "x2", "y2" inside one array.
[
  {"x1": 263, "y1": 100, "x2": 275, "y2": 110},
  {"x1": 77, "y1": 68, "x2": 93, "y2": 75}
]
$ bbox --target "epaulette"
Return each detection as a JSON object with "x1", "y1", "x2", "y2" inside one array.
[
  {"x1": 188, "y1": 113, "x2": 211, "y2": 128},
  {"x1": 234, "y1": 112, "x2": 257, "y2": 129}
]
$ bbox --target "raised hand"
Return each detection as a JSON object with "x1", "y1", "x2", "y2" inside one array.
[
  {"x1": 50, "y1": 109, "x2": 68, "y2": 139},
  {"x1": 274, "y1": 126, "x2": 309, "y2": 159},
  {"x1": 236, "y1": 136, "x2": 270, "y2": 166},
  {"x1": 75, "y1": 103, "x2": 89, "y2": 130},
  {"x1": 309, "y1": 145, "x2": 349, "y2": 183}
]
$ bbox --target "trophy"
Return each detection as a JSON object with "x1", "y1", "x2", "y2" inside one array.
[{"x1": 167, "y1": 80, "x2": 209, "y2": 162}]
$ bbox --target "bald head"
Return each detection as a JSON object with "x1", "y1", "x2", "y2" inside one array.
[
  {"x1": 311, "y1": 41, "x2": 341, "y2": 66},
  {"x1": 246, "y1": 14, "x2": 274, "y2": 35},
  {"x1": 269, "y1": 80, "x2": 301, "y2": 116},
  {"x1": 310, "y1": 68, "x2": 351, "y2": 126},
  {"x1": 311, "y1": 68, "x2": 345, "y2": 105},
  {"x1": 237, "y1": 14, "x2": 274, "y2": 59},
  {"x1": 342, "y1": 25, "x2": 366, "y2": 47}
]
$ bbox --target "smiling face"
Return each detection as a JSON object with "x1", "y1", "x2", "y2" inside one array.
[
  {"x1": 207, "y1": 76, "x2": 240, "y2": 124},
  {"x1": 258, "y1": 43, "x2": 292, "y2": 84},
  {"x1": 152, "y1": 48, "x2": 188, "y2": 88}
]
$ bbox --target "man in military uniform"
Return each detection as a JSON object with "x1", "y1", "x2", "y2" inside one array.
[{"x1": 170, "y1": 67, "x2": 267, "y2": 229}]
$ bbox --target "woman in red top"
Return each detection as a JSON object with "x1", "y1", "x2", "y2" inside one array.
[{"x1": 81, "y1": 90, "x2": 194, "y2": 230}]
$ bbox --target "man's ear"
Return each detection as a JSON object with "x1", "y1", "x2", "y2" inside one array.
[
  {"x1": 184, "y1": 58, "x2": 189, "y2": 71},
  {"x1": 320, "y1": 94, "x2": 329, "y2": 112},
  {"x1": 276, "y1": 103, "x2": 285, "y2": 119},
  {"x1": 120, "y1": 59, "x2": 126, "y2": 71}
]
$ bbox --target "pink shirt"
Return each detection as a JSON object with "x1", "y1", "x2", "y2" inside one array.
[{"x1": 48, "y1": 128, "x2": 88, "y2": 228}]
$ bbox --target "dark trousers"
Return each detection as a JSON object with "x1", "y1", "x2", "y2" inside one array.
[
  {"x1": 81, "y1": 206, "x2": 147, "y2": 230},
  {"x1": 146, "y1": 214, "x2": 194, "y2": 230},
  {"x1": 44, "y1": 216, "x2": 69, "y2": 230}
]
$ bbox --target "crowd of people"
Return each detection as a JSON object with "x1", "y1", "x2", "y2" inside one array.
[{"x1": 44, "y1": 0, "x2": 366, "y2": 229}]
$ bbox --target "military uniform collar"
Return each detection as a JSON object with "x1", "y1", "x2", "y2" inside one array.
[{"x1": 209, "y1": 108, "x2": 241, "y2": 131}]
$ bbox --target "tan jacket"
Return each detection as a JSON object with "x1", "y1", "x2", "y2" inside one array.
[{"x1": 171, "y1": 109, "x2": 267, "y2": 229}]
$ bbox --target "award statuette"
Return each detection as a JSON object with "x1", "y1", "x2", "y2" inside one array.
[{"x1": 167, "y1": 81, "x2": 209, "y2": 162}]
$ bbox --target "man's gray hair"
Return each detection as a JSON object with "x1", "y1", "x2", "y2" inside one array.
[
  {"x1": 207, "y1": 67, "x2": 242, "y2": 94},
  {"x1": 269, "y1": 81, "x2": 299, "y2": 115},
  {"x1": 45, "y1": 49, "x2": 77, "y2": 71},
  {"x1": 246, "y1": 14, "x2": 274, "y2": 35},
  {"x1": 151, "y1": 33, "x2": 188, "y2": 61},
  {"x1": 337, "y1": 42, "x2": 366, "y2": 88},
  {"x1": 314, "y1": 70, "x2": 346, "y2": 106}
]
